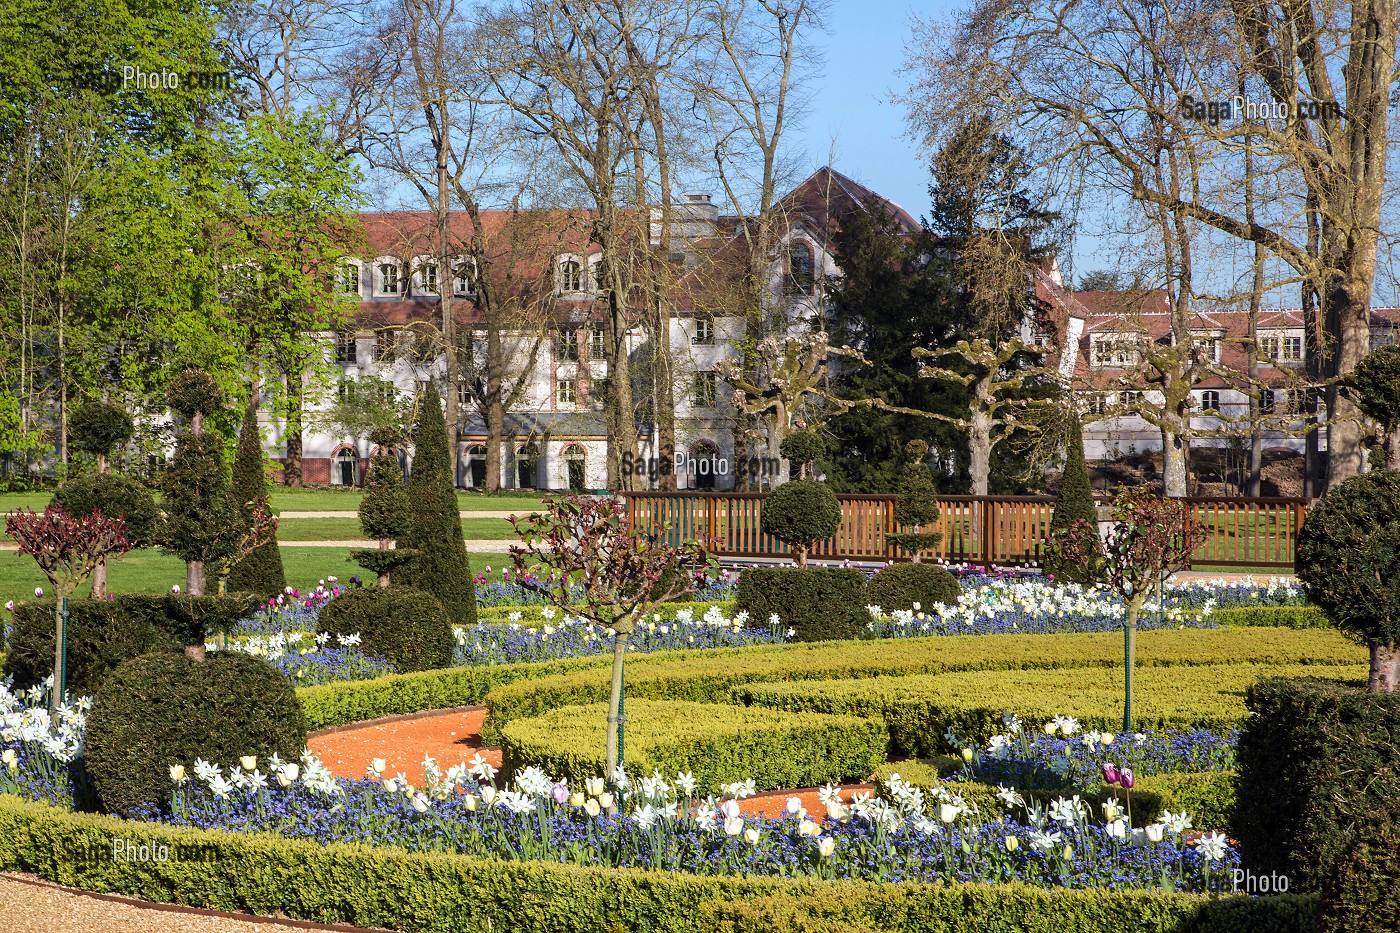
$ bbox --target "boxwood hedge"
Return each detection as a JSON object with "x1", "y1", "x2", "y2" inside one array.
[
  {"x1": 500, "y1": 699, "x2": 888, "y2": 791},
  {"x1": 0, "y1": 793, "x2": 1320, "y2": 933}
]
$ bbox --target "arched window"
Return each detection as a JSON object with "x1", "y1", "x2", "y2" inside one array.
[
  {"x1": 1200, "y1": 390, "x2": 1220, "y2": 413},
  {"x1": 516, "y1": 444, "x2": 538, "y2": 489},
  {"x1": 785, "y1": 242, "x2": 814, "y2": 296},
  {"x1": 559, "y1": 258, "x2": 582, "y2": 292},
  {"x1": 689, "y1": 440, "x2": 720, "y2": 490},
  {"x1": 464, "y1": 444, "x2": 486, "y2": 488},
  {"x1": 561, "y1": 443, "x2": 587, "y2": 491},
  {"x1": 333, "y1": 448, "x2": 357, "y2": 487}
]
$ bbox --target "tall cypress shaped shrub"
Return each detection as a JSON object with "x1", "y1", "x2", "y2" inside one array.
[
  {"x1": 226, "y1": 397, "x2": 287, "y2": 597},
  {"x1": 163, "y1": 372, "x2": 234, "y2": 597},
  {"x1": 400, "y1": 384, "x2": 476, "y2": 625},
  {"x1": 351, "y1": 430, "x2": 416, "y2": 587},
  {"x1": 1042, "y1": 414, "x2": 1101, "y2": 583}
]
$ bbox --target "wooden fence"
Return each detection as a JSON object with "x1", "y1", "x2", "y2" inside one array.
[{"x1": 621, "y1": 492, "x2": 1309, "y2": 569}]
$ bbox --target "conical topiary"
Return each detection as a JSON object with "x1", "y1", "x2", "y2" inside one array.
[
  {"x1": 398, "y1": 384, "x2": 476, "y2": 624},
  {"x1": 226, "y1": 396, "x2": 287, "y2": 598},
  {"x1": 352, "y1": 435, "x2": 417, "y2": 586},
  {"x1": 1043, "y1": 413, "x2": 1100, "y2": 583},
  {"x1": 887, "y1": 440, "x2": 942, "y2": 561},
  {"x1": 68, "y1": 401, "x2": 134, "y2": 474}
]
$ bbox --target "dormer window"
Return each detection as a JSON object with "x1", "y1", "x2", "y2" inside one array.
[
  {"x1": 454, "y1": 260, "x2": 475, "y2": 296},
  {"x1": 559, "y1": 258, "x2": 582, "y2": 293},
  {"x1": 340, "y1": 263, "x2": 360, "y2": 296},
  {"x1": 379, "y1": 262, "x2": 400, "y2": 294},
  {"x1": 418, "y1": 262, "x2": 438, "y2": 294},
  {"x1": 785, "y1": 241, "x2": 814, "y2": 296}
]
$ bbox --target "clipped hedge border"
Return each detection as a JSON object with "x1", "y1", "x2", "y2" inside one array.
[
  {"x1": 0, "y1": 794, "x2": 1318, "y2": 933},
  {"x1": 1211, "y1": 606, "x2": 1329, "y2": 629},
  {"x1": 872, "y1": 763, "x2": 1238, "y2": 830},
  {"x1": 500, "y1": 699, "x2": 888, "y2": 792},
  {"x1": 477, "y1": 628, "x2": 1363, "y2": 745},
  {"x1": 736, "y1": 662, "x2": 1368, "y2": 754}
]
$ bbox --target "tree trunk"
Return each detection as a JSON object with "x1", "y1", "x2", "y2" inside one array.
[
  {"x1": 1161, "y1": 429, "x2": 1188, "y2": 497},
  {"x1": 188, "y1": 560, "x2": 205, "y2": 597},
  {"x1": 969, "y1": 426, "x2": 991, "y2": 497},
  {"x1": 284, "y1": 376, "x2": 304, "y2": 488},
  {"x1": 1123, "y1": 596, "x2": 1142, "y2": 732},
  {"x1": 1386, "y1": 427, "x2": 1400, "y2": 471},
  {"x1": 605, "y1": 629, "x2": 630, "y2": 805},
  {"x1": 90, "y1": 560, "x2": 107, "y2": 599},
  {"x1": 1369, "y1": 642, "x2": 1399, "y2": 693}
]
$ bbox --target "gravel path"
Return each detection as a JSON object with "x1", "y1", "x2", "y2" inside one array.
[{"x1": 0, "y1": 873, "x2": 394, "y2": 932}]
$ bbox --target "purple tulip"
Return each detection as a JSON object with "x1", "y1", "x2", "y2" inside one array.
[
  {"x1": 552, "y1": 782, "x2": 569, "y2": 804},
  {"x1": 1103, "y1": 763, "x2": 1120, "y2": 786},
  {"x1": 1120, "y1": 767, "x2": 1135, "y2": 789}
]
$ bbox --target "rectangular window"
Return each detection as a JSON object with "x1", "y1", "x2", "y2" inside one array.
[
  {"x1": 557, "y1": 378, "x2": 577, "y2": 406},
  {"x1": 693, "y1": 317, "x2": 714, "y2": 346},
  {"x1": 1260, "y1": 389, "x2": 1276, "y2": 413},
  {"x1": 454, "y1": 262, "x2": 473, "y2": 296},
  {"x1": 1120, "y1": 390, "x2": 1144, "y2": 409},
  {"x1": 557, "y1": 329, "x2": 579, "y2": 362},
  {"x1": 1085, "y1": 393, "x2": 1107, "y2": 416},
  {"x1": 1281, "y1": 335, "x2": 1303, "y2": 362},
  {"x1": 376, "y1": 328, "x2": 401, "y2": 360},
  {"x1": 419, "y1": 263, "x2": 437, "y2": 293},
  {"x1": 785, "y1": 243, "x2": 815, "y2": 296},
  {"x1": 1200, "y1": 390, "x2": 1220, "y2": 412},
  {"x1": 590, "y1": 325, "x2": 606, "y2": 361},
  {"x1": 335, "y1": 332, "x2": 357, "y2": 365},
  {"x1": 1259, "y1": 335, "x2": 1280, "y2": 362},
  {"x1": 379, "y1": 263, "x2": 399, "y2": 294},
  {"x1": 692, "y1": 371, "x2": 717, "y2": 408},
  {"x1": 458, "y1": 381, "x2": 471, "y2": 408}
]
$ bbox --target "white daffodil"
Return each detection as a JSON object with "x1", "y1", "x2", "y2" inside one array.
[
  {"x1": 723, "y1": 815, "x2": 745, "y2": 836},
  {"x1": 1196, "y1": 830, "x2": 1229, "y2": 861}
]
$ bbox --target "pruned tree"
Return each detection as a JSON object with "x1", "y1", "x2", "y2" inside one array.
[{"x1": 1352, "y1": 345, "x2": 1400, "y2": 470}]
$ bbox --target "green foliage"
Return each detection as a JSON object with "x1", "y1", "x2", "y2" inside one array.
[
  {"x1": 1233, "y1": 677, "x2": 1400, "y2": 892},
  {"x1": 226, "y1": 397, "x2": 286, "y2": 598},
  {"x1": 1296, "y1": 470, "x2": 1400, "y2": 648},
  {"x1": 1211, "y1": 606, "x2": 1329, "y2": 629},
  {"x1": 84, "y1": 651, "x2": 306, "y2": 815},
  {"x1": 399, "y1": 384, "x2": 476, "y2": 626},
  {"x1": 0, "y1": 792, "x2": 1321, "y2": 933},
  {"x1": 67, "y1": 401, "x2": 133, "y2": 458},
  {"x1": 888, "y1": 440, "x2": 943, "y2": 555},
  {"x1": 316, "y1": 586, "x2": 455, "y2": 673},
  {"x1": 778, "y1": 431, "x2": 824, "y2": 478},
  {"x1": 760, "y1": 481, "x2": 842, "y2": 558},
  {"x1": 736, "y1": 662, "x2": 1367, "y2": 756},
  {"x1": 1352, "y1": 344, "x2": 1400, "y2": 430},
  {"x1": 349, "y1": 548, "x2": 419, "y2": 581},
  {"x1": 359, "y1": 448, "x2": 409, "y2": 542},
  {"x1": 1043, "y1": 415, "x2": 1100, "y2": 584},
  {"x1": 1317, "y1": 800, "x2": 1400, "y2": 933},
  {"x1": 161, "y1": 430, "x2": 236, "y2": 565},
  {"x1": 4, "y1": 594, "x2": 255, "y2": 694},
  {"x1": 167, "y1": 370, "x2": 224, "y2": 421},
  {"x1": 51, "y1": 473, "x2": 159, "y2": 546},
  {"x1": 500, "y1": 699, "x2": 887, "y2": 792},
  {"x1": 867, "y1": 563, "x2": 959, "y2": 612},
  {"x1": 736, "y1": 567, "x2": 868, "y2": 640},
  {"x1": 479, "y1": 627, "x2": 1360, "y2": 746}
]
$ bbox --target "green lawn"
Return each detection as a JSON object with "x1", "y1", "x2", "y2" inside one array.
[
  {"x1": 275, "y1": 516, "x2": 517, "y2": 542},
  {"x1": 0, "y1": 547, "x2": 519, "y2": 607}
]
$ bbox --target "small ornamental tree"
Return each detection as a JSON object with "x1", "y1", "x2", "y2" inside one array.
[
  {"x1": 1353, "y1": 345, "x2": 1400, "y2": 470},
  {"x1": 779, "y1": 430, "x2": 824, "y2": 481},
  {"x1": 51, "y1": 474, "x2": 158, "y2": 598},
  {"x1": 761, "y1": 480, "x2": 842, "y2": 567},
  {"x1": 4, "y1": 506, "x2": 131, "y2": 711},
  {"x1": 511, "y1": 495, "x2": 717, "y2": 800},
  {"x1": 887, "y1": 439, "x2": 942, "y2": 561},
  {"x1": 1099, "y1": 488, "x2": 1206, "y2": 730},
  {"x1": 1296, "y1": 470, "x2": 1400, "y2": 692},
  {"x1": 163, "y1": 373, "x2": 234, "y2": 596},
  {"x1": 226, "y1": 396, "x2": 287, "y2": 598},
  {"x1": 1043, "y1": 414, "x2": 1101, "y2": 583},
  {"x1": 352, "y1": 430, "x2": 416, "y2": 587},
  {"x1": 400, "y1": 384, "x2": 476, "y2": 624},
  {"x1": 68, "y1": 401, "x2": 134, "y2": 475},
  {"x1": 167, "y1": 370, "x2": 224, "y2": 434}
]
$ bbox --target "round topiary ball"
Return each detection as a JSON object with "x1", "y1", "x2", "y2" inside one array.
[
  {"x1": 761, "y1": 479, "x2": 841, "y2": 558},
  {"x1": 779, "y1": 430, "x2": 824, "y2": 476},
  {"x1": 52, "y1": 473, "x2": 160, "y2": 546},
  {"x1": 316, "y1": 586, "x2": 455, "y2": 672},
  {"x1": 868, "y1": 562, "x2": 961, "y2": 612},
  {"x1": 84, "y1": 651, "x2": 306, "y2": 815},
  {"x1": 1296, "y1": 471, "x2": 1400, "y2": 658},
  {"x1": 167, "y1": 370, "x2": 224, "y2": 420},
  {"x1": 68, "y1": 401, "x2": 134, "y2": 458}
]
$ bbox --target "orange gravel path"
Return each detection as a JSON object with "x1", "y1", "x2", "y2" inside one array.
[
  {"x1": 308, "y1": 708, "x2": 873, "y2": 817},
  {"x1": 308, "y1": 708, "x2": 501, "y2": 782}
]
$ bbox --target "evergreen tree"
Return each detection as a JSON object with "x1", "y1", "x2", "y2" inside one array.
[
  {"x1": 226, "y1": 396, "x2": 287, "y2": 597},
  {"x1": 399, "y1": 384, "x2": 476, "y2": 624},
  {"x1": 352, "y1": 429, "x2": 416, "y2": 587},
  {"x1": 1043, "y1": 413, "x2": 1100, "y2": 583},
  {"x1": 887, "y1": 440, "x2": 943, "y2": 560},
  {"x1": 823, "y1": 200, "x2": 970, "y2": 492},
  {"x1": 162, "y1": 373, "x2": 234, "y2": 596}
]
